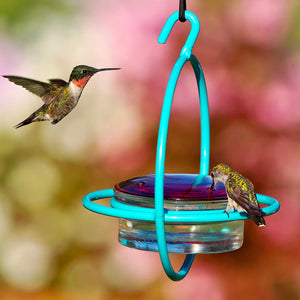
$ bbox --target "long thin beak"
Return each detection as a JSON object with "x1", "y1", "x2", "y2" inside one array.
[
  {"x1": 210, "y1": 175, "x2": 215, "y2": 191},
  {"x1": 97, "y1": 68, "x2": 121, "y2": 72}
]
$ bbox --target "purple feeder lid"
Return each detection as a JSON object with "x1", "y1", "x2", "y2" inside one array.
[{"x1": 114, "y1": 174, "x2": 227, "y2": 210}]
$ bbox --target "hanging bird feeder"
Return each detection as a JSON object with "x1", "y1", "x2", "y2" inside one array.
[{"x1": 82, "y1": 2, "x2": 280, "y2": 281}]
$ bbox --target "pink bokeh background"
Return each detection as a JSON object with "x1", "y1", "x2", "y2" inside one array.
[{"x1": 0, "y1": 0, "x2": 299, "y2": 299}]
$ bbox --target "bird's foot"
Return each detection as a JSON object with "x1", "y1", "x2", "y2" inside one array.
[{"x1": 223, "y1": 210, "x2": 230, "y2": 218}]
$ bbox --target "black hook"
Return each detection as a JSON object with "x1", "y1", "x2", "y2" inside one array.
[{"x1": 179, "y1": 0, "x2": 186, "y2": 22}]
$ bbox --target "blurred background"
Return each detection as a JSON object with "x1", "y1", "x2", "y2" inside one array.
[{"x1": 0, "y1": 0, "x2": 300, "y2": 299}]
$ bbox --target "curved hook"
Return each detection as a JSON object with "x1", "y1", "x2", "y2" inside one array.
[{"x1": 158, "y1": 11, "x2": 200, "y2": 59}]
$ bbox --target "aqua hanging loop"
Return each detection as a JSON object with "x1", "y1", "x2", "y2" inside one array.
[{"x1": 155, "y1": 10, "x2": 209, "y2": 281}]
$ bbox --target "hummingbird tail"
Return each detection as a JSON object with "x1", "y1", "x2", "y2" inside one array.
[
  {"x1": 15, "y1": 114, "x2": 36, "y2": 129},
  {"x1": 250, "y1": 214, "x2": 266, "y2": 227}
]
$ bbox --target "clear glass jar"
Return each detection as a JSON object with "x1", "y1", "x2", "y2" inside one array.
[{"x1": 114, "y1": 174, "x2": 244, "y2": 254}]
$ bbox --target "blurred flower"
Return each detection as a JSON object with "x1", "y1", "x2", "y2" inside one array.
[
  {"x1": 60, "y1": 256, "x2": 104, "y2": 296},
  {"x1": 5, "y1": 157, "x2": 61, "y2": 212},
  {"x1": 254, "y1": 79, "x2": 300, "y2": 130},
  {"x1": 99, "y1": 142, "x2": 151, "y2": 174},
  {"x1": 286, "y1": 54, "x2": 300, "y2": 91},
  {"x1": 0, "y1": 190, "x2": 12, "y2": 242},
  {"x1": 0, "y1": 230, "x2": 55, "y2": 291},
  {"x1": 86, "y1": 0, "x2": 175, "y2": 81},
  {"x1": 0, "y1": 35, "x2": 21, "y2": 77},
  {"x1": 164, "y1": 264, "x2": 224, "y2": 300},
  {"x1": 263, "y1": 188, "x2": 300, "y2": 247},
  {"x1": 100, "y1": 245, "x2": 160, "y2": 293},
  {"x1": 264, "y1": 137, "x2": 300, "y2": 187},
  {"x1": 70, "y1": 205, "x2": 116, "y2": 248},
  {"x1": 0, "y1": 36, "x2": 24, "y2": 128},
  {"x1": 205, "y1": 66, "x2": 238, "y2": 116},
  {"x1": 227, "y1": 0, "x2": 292, "y2": 47},
  {"x1": 85, "y1": 0, "x2": 198, "y2": 121},
  {"x1": 212, "y1": 121, "x2": 265, "y2": 172},
  {"x1": 32, "y1": 207, "x2": 74, "y2": 253}
]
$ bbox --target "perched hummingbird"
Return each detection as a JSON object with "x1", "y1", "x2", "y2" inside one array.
[
  {"x1": 210, "y1": 163, "x2": 266, "y2": 226},
  {"x1": 3, "y1": 65, "x2": 120, "y2": 128}
]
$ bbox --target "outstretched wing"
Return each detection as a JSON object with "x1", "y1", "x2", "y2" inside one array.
[
  {"x1": 226, "y1": 178, "x2": 263, "y2": 216},
  {"x1": 48, "y1": 79, "x2": 68, "y2": 87},
  {"x1": 3, "y1": 75, "x2": 57, "y2": 104}
]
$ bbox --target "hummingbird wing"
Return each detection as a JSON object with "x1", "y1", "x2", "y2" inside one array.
[
  {"x1": 226, "y1": 178, "x2": 263, "y2": 216},
  {"x1": 3, "y1": 75, "x2": 57, "y2": 105},
  {"x1": 48, "y1": 79, "x2": 68, "y2": 87}
]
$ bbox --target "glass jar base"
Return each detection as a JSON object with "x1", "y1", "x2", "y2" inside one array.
[{"x1": 118, "y1": 219, "x2": 244, "y2": 254}]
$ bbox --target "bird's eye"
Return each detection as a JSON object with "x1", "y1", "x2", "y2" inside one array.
[{"x1": 82, "y1": 69, "x2": 87, "y2": 74}]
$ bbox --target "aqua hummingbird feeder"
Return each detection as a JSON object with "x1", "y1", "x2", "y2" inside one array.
[{"x1": 82, "y1": 2, "x2": 280, "y2": 281}]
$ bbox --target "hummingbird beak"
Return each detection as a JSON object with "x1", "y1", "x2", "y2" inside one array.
[
  {"x1": 96, "y1": 68, "x2": 121, "y2": 73},
  {"x1": 210, "y1": 173, "x2": 215, "y2": 191}
]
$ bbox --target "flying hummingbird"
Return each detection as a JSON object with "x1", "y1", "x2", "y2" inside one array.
[
  {"x1": 210, "y1": 163, "x2": 266, "y2": 226},
  {"x1": 3, "y1": 65, "x2": 120, "y2": 128}
]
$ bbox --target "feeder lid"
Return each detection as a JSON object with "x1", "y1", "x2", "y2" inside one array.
[{"x1": 114, "y1": 174, "x2": 226, "y2": 201}]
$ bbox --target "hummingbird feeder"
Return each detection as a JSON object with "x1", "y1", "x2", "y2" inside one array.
[{"x1": 82, "y1": 1, "x2": 280, "y2": 281}]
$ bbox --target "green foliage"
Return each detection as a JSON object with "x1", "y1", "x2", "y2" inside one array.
[
  {"x1": 0, "y1": 0, "x2": 77, "y2": 38},
  {"x1": 288, "y1": 1, "x2": 300, "y2": 48}
]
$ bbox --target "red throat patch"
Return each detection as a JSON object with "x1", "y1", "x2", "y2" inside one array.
[{"x1": 72, "y1": 75, "x2": 91, "y2": 88}]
